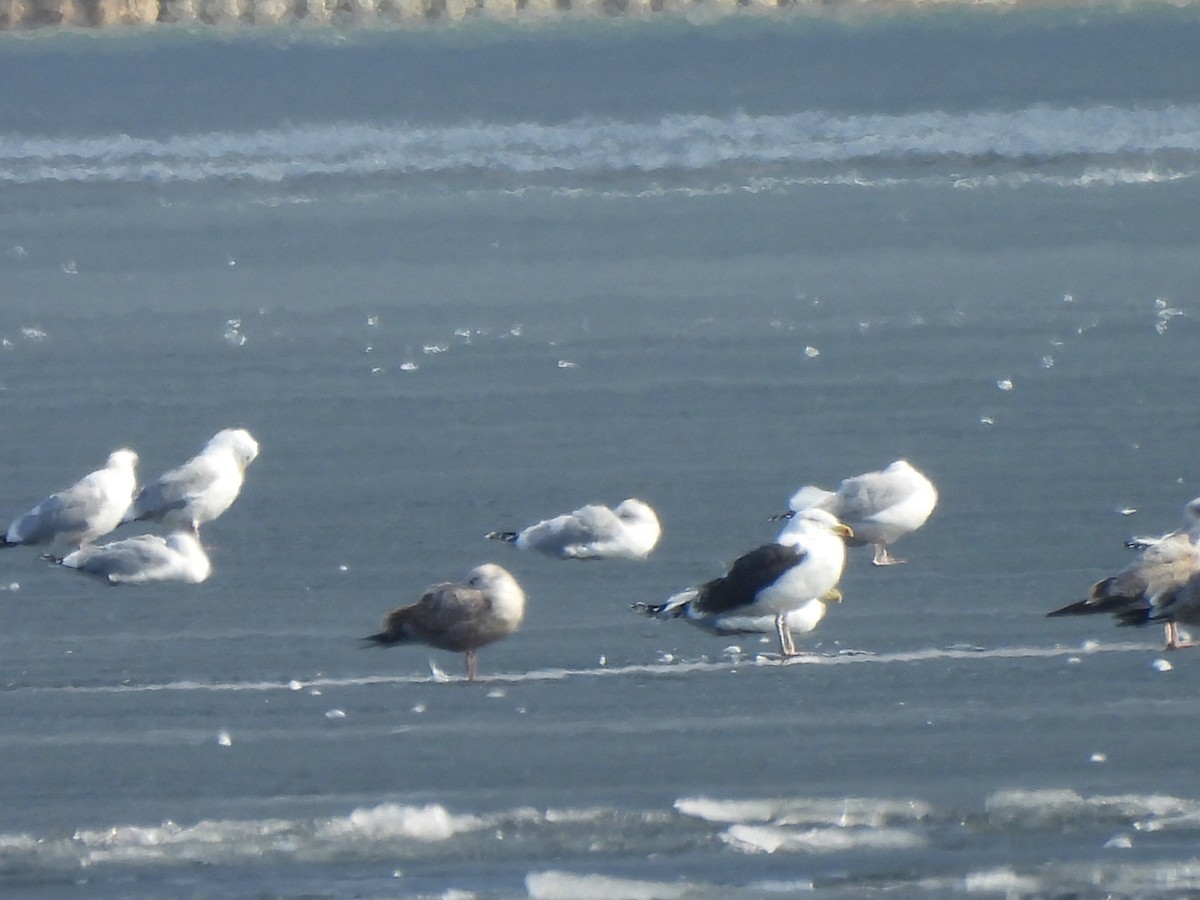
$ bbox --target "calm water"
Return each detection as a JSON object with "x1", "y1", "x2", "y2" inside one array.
[{"x1": 2, "y1": 7, "x2": 1200, "y2": 897}]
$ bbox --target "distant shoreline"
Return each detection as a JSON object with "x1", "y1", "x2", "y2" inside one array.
[{"x1": 0, "y1": 0, "x2": 1189, "y2": 32}]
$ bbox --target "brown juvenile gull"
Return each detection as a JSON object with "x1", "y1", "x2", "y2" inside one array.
[
  {"x1": 634, "y1": 508, "x2": 852, "y2": 658},
  {"x1": 1116, "y1": 569, "x2": 1200, "y2": 646},
  {"x1": 365, "y1": 563, "x2": 526, "y2": 681},
  {"x1": 1047, "y1": 531, "x2": 1200, "y2": 650},
  {"x1": 775, "y1": 459, "x2": 937, "y2": 566},
  {"x1": 59, "y1": 532, "x2": 212, "y2": 585},
  {"x1": 2, "y1": 449, "x2": 139, "y2": 557},
  {"x1": 486, "y1": 498, "x2": 661, "y2": 560},
  {"x1": 122, "y1": 428, "x2": 259, "y2": 537}
]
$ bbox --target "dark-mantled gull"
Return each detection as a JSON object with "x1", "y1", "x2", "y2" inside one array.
[
  {"x1": 775, "y1": 459, "x2": 937, "y2": 566},
  {"x1": 486, "y1": 498, "x2": 661, "y2": 560},
  {"x1": 365, "y1": 563, "x2": 526, "y2": 681},
  {"x1": 2, "y1": 449, "x2": 139, "y2": 556},
  {"x1": 634, "y1": 508, "x2": 852, "y2": 658},
  {"x1": 1047, "y1": 531, "x2": 1200, "y2": 650},
  {"x1": 59, "y1": 532, "x2": 212, "y2": 585},
  {"x1": 122, "y1": 428, "x2": 259, "y2": 536}
]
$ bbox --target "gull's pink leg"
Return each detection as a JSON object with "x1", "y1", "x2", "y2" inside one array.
[
  {"x1": 1165, "y1": 621, "x2": 1197, "y2": 650},
  {"x1": 776, "y1": 614, "x2": 798, "y2": 658}
]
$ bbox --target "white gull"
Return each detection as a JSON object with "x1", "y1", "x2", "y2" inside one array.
[
  {"x1": 487, "y1": 498, "x2": 661, "y2": 560},
  {"x1": 2, "y1": 449, "x2": 139, "y2": 556},
  {"x1": 122, "y1": 428, "x2": 259, "y2": 536},
  {"x1": 778, "y1": 459, "x2": 937, "y2": 566},
  {"x1": 59, "y1": 532, "x2": 212, "y2": 585}
]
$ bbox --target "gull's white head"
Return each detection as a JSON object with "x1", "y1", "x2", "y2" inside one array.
[
  {"x1": 107, "y1": 449, "x2": 139, "y2": 471},
  {"x1": 614, "y1": 498, "x2": 662, "y2": 556},
  {"x1": 465, "y1": 563, "x2": 526, "y2": 621},
  {"x1": 163, "y1": 531, "x2": 213, "y2": 582},
  {"x1": 466, "y1": 563, "x2": 513, "y2": 587},
  {"x1": 777, "y1": 507, "x2": 854, "y2": 544},
  {"x1": 206, "y1": 429, "x2": 260, "y2": 468},
  {"x1": 615, "y1": 498, "x2": 659, "y2": 527}
]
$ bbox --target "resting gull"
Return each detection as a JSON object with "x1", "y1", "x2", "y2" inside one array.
[
  {"x1": 486, "y1": 498, "x2": 661, "y2": 560},
  {"x1": 365, "y1": 563, "x2": 526, "y2": 681},
  {"x1": 634, "y1": 508, "x2": 852, "y2": 658},
  {"x1": 1047, "y1": 530, "x2": 1200, "y2": 650},
  {"x1": 775, "y1": 459, "x2": 937, "y2": 566},
  {"x1": 59, "y1": 532, "x2": 212, "y2": 585},
  {"x1": 1123, "y1": 496, "x2": 1200, "y2": 551},
  {"x1": 1116, "y1": 569, "x2": 1200, "y2": 645},
  {"x1": 122, "y1": 428, "x2": 259, "y2": 536},
  {"x1": 2, "y1": 449, "x2": 139, "y2": 556}
]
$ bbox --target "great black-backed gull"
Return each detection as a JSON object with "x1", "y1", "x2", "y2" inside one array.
[
  {"x1": 634, "y1": 508, "x2": 851, "y2": 658},
  {"x1": 487, "y1": 498, "x2": 661, "y2": 560},
  {"x1": 365, "y1": 563, "x2": 526, "y2": 681}
]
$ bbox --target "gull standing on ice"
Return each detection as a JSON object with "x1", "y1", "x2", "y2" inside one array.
[
  {"x1": 776, "y1": 459, "x2": 937, "y2": 566},
  {"x1": 122, "y1": 428, "x2": 259, "y2": 536},
  {"x1": 365, "y1": 563, "x2": 526, "y2": 681},
  {"x1": 1047, "y1": 529, "x2": 1200, "y2": 650},
  {"x1": 634, "y1": 508, "x2": 852, "y2": 658},
  {"x1": 1116, "y1": 569, "x2": 1200, "y2": 645},
  {"x1": 486, "y1": 498, "x2": 661, "y2": 560},
  {"x1": 2, "y1": 449, "x2": 139, "y2": 556},
  {"x1": 59, "y1": 532, "x2": 212, "y2": 585}
]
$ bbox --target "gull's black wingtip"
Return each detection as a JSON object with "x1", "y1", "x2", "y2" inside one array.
[{"x1": 1046, "y1": 599, "x2": 1093, "y2": 618}]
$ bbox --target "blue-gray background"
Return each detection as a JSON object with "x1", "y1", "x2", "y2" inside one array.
[{"x1": 1, "y1": 9, "x2": 1199, "y2": 897}]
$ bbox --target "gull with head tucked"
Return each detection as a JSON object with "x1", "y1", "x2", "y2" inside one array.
[
  {"x1": 123, "y1": 428, "x2": 259, "y2": 537},
  {"x1": 635, "y1": 508, "x2": 852, "y2": 658},
  {"x1": 487, "y1": 498, "x2": 661, "y2": 560},
  {"x1": 2, "y1": 449, "x2": 139, "y2": 557},
  {"x1": 776, "y1": 459, "x2": 937, "y2": 566},
  {"x1": 59, "y1": 532, "x2": 212, "y2": 585},
  {"x1": 365, "y1": 563, "x2": 526, "y2": 681}
]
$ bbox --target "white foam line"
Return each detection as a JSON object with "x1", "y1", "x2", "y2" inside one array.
[
  {"x1": 6, "y1": 641, "x2": 1155, "y2": 696},
  {"x1": 5, "y1": 104, "x2": 1200, "y2": 186}
]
